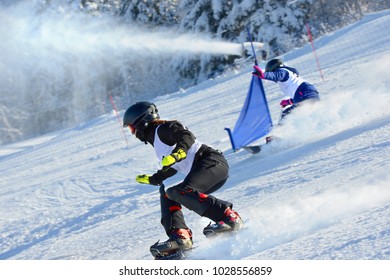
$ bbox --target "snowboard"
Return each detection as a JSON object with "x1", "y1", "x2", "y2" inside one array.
[
  {"x1": 243, "y1": 136, "x2": 277, "y2": 154},
  {"x1": 150, "y1": 226, "x2": 244, "y2": 260},
  {"x1": 151, "y1": 246, "x2": 195, "y2": 260},
  {"x1": 243, "y1": 145, "x2": 262, "y2": 154}
]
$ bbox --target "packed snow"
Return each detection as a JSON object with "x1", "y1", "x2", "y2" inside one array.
[{"x1": 0, "y1": 10, "x2": 389, "y2": 261}]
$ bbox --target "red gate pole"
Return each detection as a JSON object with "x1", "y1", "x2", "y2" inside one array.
[
  {"x1": 109, "y1": 95, "x2": 128, "y2": 146},
  {"x1": 306, "y1": 23, "x2": 325, "y2": 82}
]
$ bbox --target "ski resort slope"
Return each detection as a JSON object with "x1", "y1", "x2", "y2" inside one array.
[{"x1": 0, "y1": 10, "x2": 389, "y2": 261}]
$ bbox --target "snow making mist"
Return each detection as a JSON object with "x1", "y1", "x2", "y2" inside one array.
[{"x1": 0, "y1": 2, "x2": 242, "y2": 145}]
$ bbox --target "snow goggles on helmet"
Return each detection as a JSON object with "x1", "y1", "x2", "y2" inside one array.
[{"x1": 127, "y1": 124, "x2": 136, "y2": 134}]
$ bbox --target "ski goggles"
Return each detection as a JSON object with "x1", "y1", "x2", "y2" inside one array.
[{"x1": 126, "y1": 124, "x2": 136, "y2": 135}]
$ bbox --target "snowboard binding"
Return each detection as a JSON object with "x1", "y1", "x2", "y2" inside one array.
[
  {"x1": 150, "y1": 228, "x2": 193, "y2": 260},
  {"x1": 150, "y1": 245, "x2": 190, "y2": 260}
]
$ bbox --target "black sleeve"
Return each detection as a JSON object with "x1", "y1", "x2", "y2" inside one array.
[
  {"x1": 157, "y1": 121, "x2": 196, "y2": 154},
  {"x1": 149, "y1": 168, "x2": 178, "y2": 185}
]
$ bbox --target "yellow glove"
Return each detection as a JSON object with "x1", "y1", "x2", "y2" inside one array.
[
  {"x1": 161, "y1": 149, "x2": 187, "y2": 169},
  {"x1": 136, "y1": 174, "x2": 151, "y2": 184},
  {"x1": 136, "y1": 174, "x2": 161, "y2": 186}
]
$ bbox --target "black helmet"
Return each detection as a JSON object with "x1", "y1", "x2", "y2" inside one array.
[
  {"x1": 123, "y1": 101, "x2": 159, "y2": 129},
  {"x1": 265, "y1": 58, "x2": 283, "y2": 72}
]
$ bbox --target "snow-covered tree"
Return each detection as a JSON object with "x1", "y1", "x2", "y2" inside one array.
[{"x1": 119, "y1": 0, "x2": 178, "y2": 26}]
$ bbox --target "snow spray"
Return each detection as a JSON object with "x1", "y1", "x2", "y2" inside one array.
[
  {"x1": 0, "y1": 2, "x2": 268, "y2": 146},
  {"x1": 0, "y1": 2, "x2": 249, "y2": 144}
]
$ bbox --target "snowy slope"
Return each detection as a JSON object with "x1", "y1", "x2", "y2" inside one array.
[{"x1": 0, "y1": 10, "x2": 389, "y2": 260}]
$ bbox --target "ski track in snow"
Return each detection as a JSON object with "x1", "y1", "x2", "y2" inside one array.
[{"x1": 0, "y1": 10, "x2": 390, "y2": 260}]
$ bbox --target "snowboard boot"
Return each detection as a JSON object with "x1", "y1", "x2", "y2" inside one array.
[
  {"x1": 150, "y1": 228, "x2": 193, "y2": 259},
  {"x1": 265, "y1": 136, "x2": 274, "y2": 144},
  {"x1": 203, "y1": 208, "x2": 243, "y2": 237}
]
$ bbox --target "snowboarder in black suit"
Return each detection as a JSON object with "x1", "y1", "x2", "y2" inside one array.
[{"x1": 123, "y1": 101, "x2": 243, "y2": 258}]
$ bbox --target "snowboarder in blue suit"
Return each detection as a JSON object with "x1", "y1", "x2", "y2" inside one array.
[
  {"x1": 123, "y1": 101, "x2": 243, "y2": 259},
  {"x1": 253, "y1": 58, "x2": 320, "y2": 120}
]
